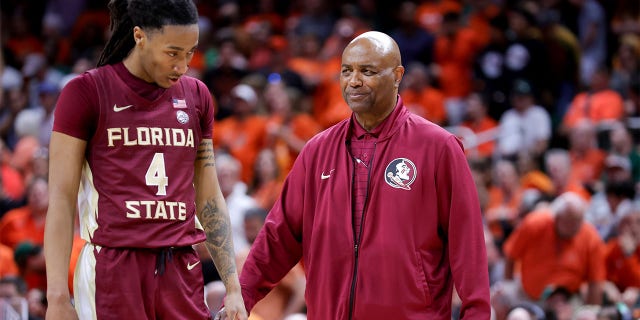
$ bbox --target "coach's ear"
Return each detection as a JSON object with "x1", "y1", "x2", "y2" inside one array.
[{"x1": 394, "y1": 66, "x2": 405, "y2": 89}]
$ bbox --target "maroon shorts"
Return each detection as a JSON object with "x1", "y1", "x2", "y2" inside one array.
[{"x1": 74, "y1": 243, "x2": 212, "y2": 319}]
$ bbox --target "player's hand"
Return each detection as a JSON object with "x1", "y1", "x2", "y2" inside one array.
[
  {"x1": 46, "y1": 299, "x2": 79, "y2": 320},
  {"x1": 214, "y1": 307, "x2": 226, "y2": 320},
  {"x1": 214, "y1": 291, "x2": 247, "y2": 320}
]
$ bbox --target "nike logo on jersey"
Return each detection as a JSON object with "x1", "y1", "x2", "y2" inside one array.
[
  {"x1": 113, "y1": 104, "x2": 134, "y2": 112},
  {"x1": 321, "y1": 169, "x2": 335, "y2": 180},
  {"x1": 187, "y1": 260, "x2": 201, "y2": 271}
]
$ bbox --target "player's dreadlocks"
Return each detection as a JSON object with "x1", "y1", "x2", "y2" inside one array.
[{"x1": 97, "y1": 0, "x2": 199, "y2": 66}]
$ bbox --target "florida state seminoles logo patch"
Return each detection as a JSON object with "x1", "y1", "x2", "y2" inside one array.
[
  {"x1": 176, "y1": 110, "x2": 189, "y2": 124},
  {"x1": 384, "y1": 158, "x2": 417, "y2": 190}
]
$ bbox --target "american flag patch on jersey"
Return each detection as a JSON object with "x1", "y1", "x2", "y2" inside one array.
[{"x1": 172, "y1": 98, "x2": 187, "y2": 108}]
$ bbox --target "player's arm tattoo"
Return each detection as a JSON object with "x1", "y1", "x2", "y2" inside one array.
[
  {"x1": 200, "y1": 198, "x2": 237, "y2": 284},
  {"x1": 195, "y1": 140, "x2": 237, "y2": 284},
  {"x1": 196, "y1": 140, "x2": 215, "y2": 167}
]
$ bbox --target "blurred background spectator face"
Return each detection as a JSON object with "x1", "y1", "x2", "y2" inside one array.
[
  {"x1": 230, "y1": 84, "x2": 258, "y2": 116},
  {"x1": 553, "y1": 194, "x2": 585, "y2": 239}
]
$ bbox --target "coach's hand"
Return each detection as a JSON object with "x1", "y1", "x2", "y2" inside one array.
[{"x1": 214, "y1": 290, "x2": 247, "y2": 320}]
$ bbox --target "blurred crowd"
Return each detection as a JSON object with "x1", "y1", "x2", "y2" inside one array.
[{"x1": 0, "y1": 0, "x2": 639, "y2": 319}]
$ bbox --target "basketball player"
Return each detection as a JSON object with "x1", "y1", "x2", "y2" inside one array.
[{"x1": 43, "y1": 0, "x2": 247, "y2": 319}]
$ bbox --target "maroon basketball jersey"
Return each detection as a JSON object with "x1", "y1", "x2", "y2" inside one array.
[{"x1": 54, "y1": 64, "x2": 212, "y2": 248}]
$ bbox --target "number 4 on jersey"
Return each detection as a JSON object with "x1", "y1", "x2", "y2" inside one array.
[{"x1": 146, "y1": 153, "x2": 169, "y2": 196}]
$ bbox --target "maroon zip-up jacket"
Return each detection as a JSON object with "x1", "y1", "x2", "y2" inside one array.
[{"x1": 240, "y1": 98, "x2": 490, "y2": 319}]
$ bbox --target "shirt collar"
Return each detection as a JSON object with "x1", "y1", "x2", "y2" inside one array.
[{"x1": 349, "y1": 96, "x2": 401, "y2": 140}]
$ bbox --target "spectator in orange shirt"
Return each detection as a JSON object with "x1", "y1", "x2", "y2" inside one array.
[
  {"x1": 0, "y1": 163, "x2": 26, "y2": 218},
  {"x1": 312, "y1": 77, "x2": 352, "y2": 129},
  {"x1": 0, "y1": 177, "x2": 48, "y2": 249},
  {"x1": 433, "y1": 11, "x2": 483, "y2": 125},
  {"x1": 488, "y1": 159, "x2": 529, "y2": 247},
  {"x1": 11, "y1": 136, "x2": 42, "y2": 187},
  {"x1": 213, "y1": 84, "x2": 268, "y2": 184},
  {"x1": 0, "y1": 243, "x2": 18, "y2": 278},
  {"x1": 415, "y1": 0, "x2": 461, "y2": 34},
  {"x1": 544, "y1": 149, "x2": 591, "y2": 201},
  {"x1": 518, "y1": 151, "x2": 556, "y2": 198},
  {"x1": 0, "y1": 144, "x2": 25, "y2": 201},
  {"x1": 250, "y1": 149, "x2": 284, "y2": 211},
  {"x1": 13, "y1": 241, "x2": 46, "y2": 291},
  {"x1": 603, "y1": 210, "x2": 640, "y2": 309},
  {"x1": 399, "y1": 62, "x2": 446, "y2": 125},
  {"x1": 503, "y1": 192, "x2": 606, "y2": 304},
  {"x1": 263, "y1": 80, "x2": 321, "y2": 177},
  {"x1": 287, "y1": 33, "x2": 326, "y2": 91},
  {"x1": 486, "y1": 159, "x2": 523, "y2": 237},
  {"x1": 460, "y1": 93, "x2": 498, "y2": 160},
  {"x1": 562, "y1": 65, "x2": 624, "y2": 132},
  {"x1": 567, "y1": 119, "x2": 607, "y2": 192},
  {"x1": 465, "y1": 1, "x2": 501, "y2": 49}
]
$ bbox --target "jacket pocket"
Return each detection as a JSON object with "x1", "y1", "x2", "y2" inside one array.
[{"x1": 414, "y1": 250, "x2": 433, "y2": 306}]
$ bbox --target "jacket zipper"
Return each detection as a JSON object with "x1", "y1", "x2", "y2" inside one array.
[{"x1": 348, "y1": 142, "x2": 376, "y2": 320}]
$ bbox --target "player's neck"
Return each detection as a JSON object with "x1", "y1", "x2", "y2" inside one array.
[{"x1": 123, "y1": 56, "x2": 153, "y2": 84}]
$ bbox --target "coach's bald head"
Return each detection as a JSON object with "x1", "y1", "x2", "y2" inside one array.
[{"x1": 346, "y1": 31, "x2": 402, "y2": 68}]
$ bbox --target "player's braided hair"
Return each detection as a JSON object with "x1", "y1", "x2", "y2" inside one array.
[{"x1": 97, "y1": 0, "x2": 199, "y2": 66}]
